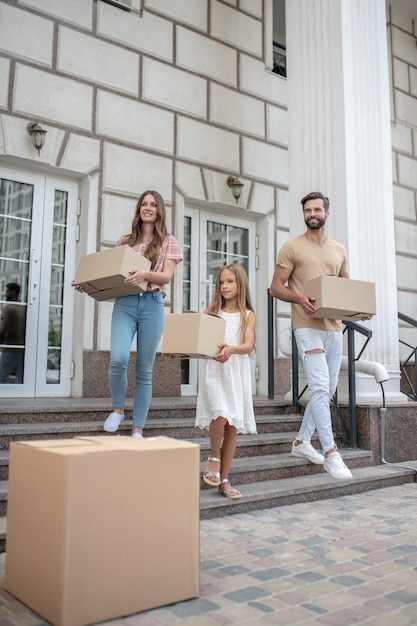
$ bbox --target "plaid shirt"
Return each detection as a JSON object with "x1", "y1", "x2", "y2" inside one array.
[{"x1": 130, "y1": 234, "x2": 183, "y2": 296}]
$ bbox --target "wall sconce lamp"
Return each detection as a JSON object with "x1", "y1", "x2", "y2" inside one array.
[
  {"x1": 227, "y1": 175, "x2": 244, "y2": 204},
  {"x1": 27, "y1": 121, "x2": 47, "y2": 156}
]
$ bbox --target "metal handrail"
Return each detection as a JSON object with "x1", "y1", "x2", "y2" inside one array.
[
  {"x1": 267, "y1": 289, "x2": 275, "y2": 399},
  {"x1": 342, "y1": 321, "x2": 373, "y2": 446},
  {"x1": 398, "y1": 312, "x2": 417, "y2": 401}
]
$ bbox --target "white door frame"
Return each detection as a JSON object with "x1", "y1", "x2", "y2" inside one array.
[
  {"x1": 181, "y1": 206, "x2": 257, "y2": 396},
  {"x1": 0, "y1": 165, "x2": 78, "y2": 397}
]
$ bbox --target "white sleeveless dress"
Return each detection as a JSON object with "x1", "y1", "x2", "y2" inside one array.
[{"x1": 195, "y1": 310, "x2": 257, "y2": 434}]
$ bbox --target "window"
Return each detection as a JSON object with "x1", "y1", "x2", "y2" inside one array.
[{"x1": 272, "y1": 0, "x2": 286, "y2": 77}]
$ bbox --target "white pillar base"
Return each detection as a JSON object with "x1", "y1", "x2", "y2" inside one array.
[{"x1": 337, "y1": 370, "x2": 408, "y2": 405}]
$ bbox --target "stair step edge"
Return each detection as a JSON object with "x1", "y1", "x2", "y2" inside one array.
[{"x1": 199, "y1": 464, "x2": 416, "y2": 506}]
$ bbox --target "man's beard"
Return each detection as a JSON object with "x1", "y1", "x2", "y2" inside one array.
[{"x1": 305, "y1": 217, "x2": 326, "y2": 230}]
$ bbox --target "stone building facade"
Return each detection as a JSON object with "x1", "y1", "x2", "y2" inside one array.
[{"x1": 0, "y1": 0, "x2": 416, "y2": 405}]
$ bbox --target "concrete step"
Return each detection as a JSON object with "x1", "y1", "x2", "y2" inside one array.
[
  {"x1": 1, "y1": 464, "x2": 415, "y2": 550},
  {"x1": 196, "y1": 432, "x2": 343, "y2": 460},
  {"x1": 1, "y1": 394, "x2": 404, "y2": 554},
  {"x1": 0, "y1": 417, "x2": 303, "y2": 451},
  {"x1": 0, "y1": 396, "x2": 293, "y2": 424},
  {"x1": 0, "y1": 446, "x2": 371, "y2": 516},
  {"x1": 0, "y1": 481, "x2": 7, "y2": 519},
  {"x1": 0, "y1": 429, "x2": 307, "y2": 477},
  {"x1": 199, "y1": 463, "x2": 417, "y2": 519},
  {"x1": 199, "y1": 449, "x2": 374, "y2": 488}
]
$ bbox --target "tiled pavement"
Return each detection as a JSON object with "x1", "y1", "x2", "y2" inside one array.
[{"x1": 1, "y1": 483, "x2": 417, "y2": 625}]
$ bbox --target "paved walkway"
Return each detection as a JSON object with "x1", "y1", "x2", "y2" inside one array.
[{"x1": 1, "y1": 483, "x2": 417, "y2": 625}]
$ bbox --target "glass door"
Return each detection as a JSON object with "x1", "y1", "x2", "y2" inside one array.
[
  {"x1": 0, "y1": 166, "x2": 77, "y2": 397},
  {"x1": 182, "y1": 209, "x2": 256, "y2": 395}
]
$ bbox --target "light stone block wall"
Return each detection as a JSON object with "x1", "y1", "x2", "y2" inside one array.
[
  {"x1": 397, "y1": 153, "x2": 417, "y2": 187},
  {"x1": 0, "y1": 0, "x2": 288, "y2": 396},
  {"x1": 102, "y1": 144, "x2": 173, "y2": 200},
  {"x1": 144, "y1": 0, "x2": 208, "y2": 32},
  {"x1": 57, "y1": 27, "x2": 140, "y2": 95},
  {"x1": 142, "y1": 58, "x2": 207, "y2": 118},
  {"x1": 13, "y1": 65, "x2": 94, "y2": 130},
  {"x1": 240, "y1": 54, "x2": 288, "y2": 105},
  {"x1": 2, "y1": 0, "x2": 415, "y2": 396},
  {"x1": 211, "y1": 2, "x2": 263, "y2": 56},
  {"x1": 210, "y1": 84, "x2": 265, "y2": 136},
  {"x1": 177, "y1": 118, "x2": 240, "y2": 171},
  {"x1": 391, "y1": 120, "x2": 413, "y2": 152},
  {"x1": 98, "y1": 4, "x2": 173, "y2": 61},
  {"x1": 411, "y1": 67, "x2": 417, "y2": 96},
  {"x1": 0, "y1": 3, "x2": 53, "y2": 67},
  {"x1": 388, "y1": 4, "x2": 417, "y2": 356},
  {"x1": 0, "y1": 58, "x2": 9, "y2": 109},
  {"x1": 392, "y1": 58, "x2": 409, "y2": 91},
  {"x1": 243, "y1": 138, "x2": 288, "y2": 185},
  {"x1": 239, "y1": 0, "x2": 263, "y2": 19},
  {"x1": 20, "y1": 0, "x2": 93, "y2": 29},
  {"x1": 176, "y1": 27, "x2": 237, "y2": 85},
  {"x1": 97, "y1": 90, "x2": 174, "y2": 154},
  {"x1": 2, "y1": 0, "x2": 288, "y2": 244},
  {"x1": 60, "y1": 134, "x2": 100, "y2": 176},
  {"x1": 266, "y1": 104, "x2": 288, "y2": 145},
  {"x1": 101, "y1": 195, "x2": 139, "y2": 245}
]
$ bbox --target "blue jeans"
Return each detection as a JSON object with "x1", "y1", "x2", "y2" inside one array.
[
  {"x1": 109, "y1": 292, "x2": 164, "y2": 428},
  {"x1": 294, "y1": 328, "x2": 343, "y2": 453}
]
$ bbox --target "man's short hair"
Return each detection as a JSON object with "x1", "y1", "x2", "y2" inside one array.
[
  {"x1": 6, "y1": 282, "x2": 21, "y2": 297},
  {"x1": 301, "y1": 191, "x2": 329, "y2": 212}
]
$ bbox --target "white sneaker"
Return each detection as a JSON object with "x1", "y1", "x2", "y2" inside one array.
[
  {"x1": 103, "y1": 411, "x2": 124, "y2": 432},
  {"x1": 291, "y1": 440, "x2": 324, "y2": 464},
  {"x1": 323, "y1": 451, "x2": 353, "y2": 480},
  {"x1": 131, "y1": 432, "x2": 143, "y2": 439}
]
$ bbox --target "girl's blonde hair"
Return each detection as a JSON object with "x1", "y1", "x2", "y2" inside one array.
[
  {"x1": 124, "y1": 190, "x2": 168, "y2": 268},
  {"x1": 206, "y1": 264, "x2": 255, "y2": 344}
]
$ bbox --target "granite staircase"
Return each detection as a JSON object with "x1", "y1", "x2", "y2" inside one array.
[{"x1": 0, "y1": 396, "x2": 416, "y2": 551}]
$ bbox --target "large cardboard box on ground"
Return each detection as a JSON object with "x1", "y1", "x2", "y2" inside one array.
[
  {"x1": 4, "y1": 436, "x2": 200, "y2": 626},
  {"x1": 161, "y1": 312, "x2": 226, "y2": 358},
  {"x1": 73, "y1": 245, "x2": 151, "y2": 301},
  {"x1": 305, "y1": 275, "x2": 376, "y2": 320}
]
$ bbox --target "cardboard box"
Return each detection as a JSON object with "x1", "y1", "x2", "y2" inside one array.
[
  {"x1": 4, "y1": 436, "x2": 200, "y2": 626},
  {"x1": 161, "y1": 312, "x2": 226, "y2": 358},
  {"x1": 305, "y1": 275, "x2": 376, "y2": 320},
  {"x1": 73, "y1": 245, "x2": 151, "y2": 301}
]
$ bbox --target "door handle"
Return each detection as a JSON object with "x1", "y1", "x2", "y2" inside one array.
[
  {"x1": 201, "y1": 277, "x2": 214, "y2": 309},
  {"x1": 28, "y1": 249, "x2": 39, "y2": 305}
]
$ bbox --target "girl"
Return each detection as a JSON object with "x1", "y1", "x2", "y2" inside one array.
[
  {"x1": 195, "y1": 264, "x2": 257, "y2": 499},
  {"x1": 77, "y1": 190, "x2": 182, "y2": 437}
]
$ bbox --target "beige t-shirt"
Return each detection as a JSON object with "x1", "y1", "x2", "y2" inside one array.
[{"x1": 277, "y1": 234, "x2": 348, "y2": 331}]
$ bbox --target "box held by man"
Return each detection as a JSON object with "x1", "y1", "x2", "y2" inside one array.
[{"x1": 305, "y1": 275, "x2": 376, "y2": 320}]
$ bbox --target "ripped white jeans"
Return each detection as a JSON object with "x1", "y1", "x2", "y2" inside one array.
[{"x1": 293, "y1": 328, "x2": 343, "y2": 453}]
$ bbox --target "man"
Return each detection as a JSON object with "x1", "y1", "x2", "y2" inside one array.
[
  {"x1": 0, "y1": 282, "x2": 26, "y2": 384},
  {"x1": 269, "y1": 191, "x2": 353, "y2": 480}
]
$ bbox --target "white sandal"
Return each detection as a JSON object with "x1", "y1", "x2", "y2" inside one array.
[
  {"x1": 218, "y1": 478, "x2": 242, "y2": 499},
  {"x1": 203, "y1": 456, "x2": 221, "y2": 487}
]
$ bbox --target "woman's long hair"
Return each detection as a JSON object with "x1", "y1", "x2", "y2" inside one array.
[
  {"x1": 206, "y1": 264, "x2": 255, "y2": 345},
  {"x1": 124, "y1": 190, "x2": 168, "y2": 268}
]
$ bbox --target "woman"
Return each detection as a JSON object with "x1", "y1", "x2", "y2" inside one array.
[{"x1": 101, "y1": 190, "x2": 182, "y2": 437}]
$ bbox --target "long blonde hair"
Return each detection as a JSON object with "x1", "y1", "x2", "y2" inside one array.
[
  {"x1": 206, "y1": 264, "x2": 255, "y2": 343},
  {"x1": 123, "y1": 190, "x2": 168, "y2": 268}
]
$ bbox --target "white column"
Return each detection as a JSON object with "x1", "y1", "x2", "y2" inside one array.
[{"x1": 286, "y1": 0, "x2": 405, "y2": 403}]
